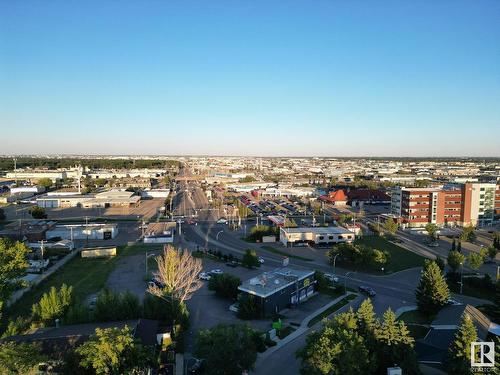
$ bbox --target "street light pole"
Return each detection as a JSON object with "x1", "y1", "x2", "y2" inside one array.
[
  {"x1": 332, "y1": 253, "x2": 339, "y2": 275},
  {"x1": 145, "y1": 252, "x2": 155, "y2": 278},
  {"x1": 460, "y1": 262, "x2": 464, "y2": 294}
]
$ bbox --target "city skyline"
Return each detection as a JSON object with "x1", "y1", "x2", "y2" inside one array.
[{"x1": 1, "y1": 0, "x2": 500, "y2": 156}]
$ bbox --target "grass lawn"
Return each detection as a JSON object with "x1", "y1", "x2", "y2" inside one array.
[
  {"x1": 345, "y1": 236, "x2": 426, "y2": 274},
  {"x1": 260, "y1": 245, "x2": 313, "y2": 262},
  {"x1": 6, "y1": 243, "x2": 163, "y2": 321},
  {"x1": 398, "y1": 310, "x2": 434, "y2": 325},
  {"x1": 398, "y1": 310, "x2": 432, "y2": 340},
  {"x1": 307, "y1": 294, "x2": 357, "y2": 327}
]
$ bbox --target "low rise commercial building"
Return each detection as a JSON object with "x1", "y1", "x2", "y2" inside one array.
[
  {"x1": 37, "y1": 190, "x2": 141, "y2": 208},
  {"x1": 280, "y1": 226, "x2": 354, "y2": 247},
  {"x1": 46, "y1": 223, "x2": 118, "y2": 240},
  {"x1": 143, "y1": 222, "x2": 175, "y2": 243},
  {"x1": 238, "y1": 267, "x2": 316, "y2": 317}
]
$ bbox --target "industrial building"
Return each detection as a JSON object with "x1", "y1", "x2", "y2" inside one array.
[
  {"x1": 238, "y1": 268, "x2": 316, "y2": 317},
  {"x1": 391, "y1": 182, "x2": 498, "y2": 228},
  {"x1": 37, "y1": 190, "x2": 141, "y2": 209},
  {"x1": 279, "y1": 226, "x2": 355, "y2": 247},
  {"x1": 46, "y1": 223, "x2": 119, "y2": 241}
]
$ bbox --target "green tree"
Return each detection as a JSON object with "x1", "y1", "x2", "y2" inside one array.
[
  {"x1": 457, "y1": 240, "x2": 462, "y2": 252},
  {"x1": 0, "y1": 238, "x2": 29, "y2": 302},
  {"x1": 468, "y1": 252, "x2": 485, "y2": 270},
  {"x1": 487, "y1": 245, "x2": 498, "y2": 262},
  {"x1": 0, "y1": 341, "x2": 46, "y2": 374},
  {"x1": 208, "y1": 274, "x2": 241, "y2": 300},
  {"x1": 37, "y1": 177, "x2": 53, "y2": 189},
  {"x1": 237, "y1": 294, "x2": 261, "y2": 320},
  {"x1": 356, "y1": 299, "x2": 379, "y2": 366},
  {"x1": 425, "y1": 223, "x2": 438, "y2": 242},
  {"x1": 75, "y1": 325, "x2": 151, "y2": 375},
  {"x1": 142, "y1": 294, "x2": 189, "y2": 329},
  {"x1": 460, "y1": 225, "x2": 476, "y2": 242},
  {"x1": 29, "y1": 206, "x2": 47, "y2": 219},
  {"x1": 31, "y1": 284, "x2": 74, "y2": 325},
  {"x1": 383, "y1": 218, "x2": 398, "y2": 235},
  {"x1": 195, "y1": 324, "x2": 259, "y2": 375},
  {"x1": 375, "y1": 308, "x2": 418, "y2": 374},
  {"x1": 242, "y1": 249, "x2": 260, "y2": 269},
  {"x1": 416, "y1": 260, "x2": 450, "y2": 314},
  {"x1": 435, "y1": 257, "x2": 446, "y2": 271},
  {"x1": 447, "y1": 313, "x2": 478, "y2": 375},
  {"x1": 297, "y1": 310, "x2": 370, "y2": 375},
  {"x1": 447, "y1": 251, "x2": 466, "y2": 274},
  {"x1": 372, "y1": 249, "x2": 389, "y2": 268},
  {"x1": 94, "y1": 289, "x2": 141, "y2": 322}
]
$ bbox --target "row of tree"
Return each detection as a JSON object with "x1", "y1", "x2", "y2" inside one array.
[{"x1": 328, "y1": 242, "x2": 390, "y2": 270}]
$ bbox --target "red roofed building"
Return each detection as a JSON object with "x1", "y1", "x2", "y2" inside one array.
[{"x1": 321, "y1": 189, "x2": 348, "y2": 206}]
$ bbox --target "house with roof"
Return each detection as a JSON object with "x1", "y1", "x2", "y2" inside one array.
[
  {"x1": 416, "y1": 304, "x2": 499, "y2": 369},
  {"x1": 320, "y1": 189, "x2": 348, "y2": 206},
  {"x1": 1, "y1": 319, "x2": 161, "y2": 359}
]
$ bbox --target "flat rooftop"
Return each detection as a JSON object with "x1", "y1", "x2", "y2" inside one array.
[
  {"x1": 238, "y1": 267, "x2": 314, "y2": 298},
  {"x1": 280, "y1": 226, "x2": 352, "y2": 235}
]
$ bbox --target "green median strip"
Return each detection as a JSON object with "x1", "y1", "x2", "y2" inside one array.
[
  {"x1": 307, "y1": 294, "x2": 357, "y2": 327},
  {"x1": 260, "y1": 246, "x2": 313, "y2": 262}
]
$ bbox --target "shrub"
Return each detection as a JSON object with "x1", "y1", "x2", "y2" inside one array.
[
  {"x1": 208, "y1": 274, "x2": 241, "y2": 300},
  {"x1": 237, "y1": 294, "x2": 261, "y2": 320}
]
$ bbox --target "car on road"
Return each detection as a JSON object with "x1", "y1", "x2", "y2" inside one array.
[
  {"x1": 358, "y1": 285, "x2": 376, "y2": 297},
  {"x1": 226, "y1": 261, "x2": 238, "y2": 268},
  {"x1": 447, "y1": 298, "x2": 462, "y2": 306},
  {"x1": 427, "y1": 242, "x2": 439, "y2": 247},
  {"x1": 216, "y1": 218, "x2": 228, "y2": 224},
  {"x1": 324, "y1": 273, "x2": 339, "y2": 283},
  {"x1": 258, "y1": 256, "x2": 265, "y2": 264},
  {"x1": 209, "y1": 269, "x2": 223, "y2": 275},
  {"x1": 199, "y1": 272, "x2": 211, "y2": 280}
]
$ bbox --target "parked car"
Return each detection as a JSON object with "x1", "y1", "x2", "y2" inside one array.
[
  {"x1": 358, "y1": 285, "x2": 376, "y2": 297},
  {"x1": 209, "y1": 269, "x2": 223, "y2": 275},
  {"x1": 216, "y1": 218, "x2": 228, "y2": 224},
  {"x1": 226, "y1": 261, "x2": 238, "y2": 268},
  {"x1": 199, "y1": 272, "x2": 211, "y2": 280},
  {"x1": 258, "y1": 256, "x2": 265, "y2": 264},
  {"x1": 324, "y1": 273, "x2": 339, "y2": 283}
]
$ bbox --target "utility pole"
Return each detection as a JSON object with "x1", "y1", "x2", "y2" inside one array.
[{"x1": 13, "y1": 157, "x2": 18, "y2": 186}]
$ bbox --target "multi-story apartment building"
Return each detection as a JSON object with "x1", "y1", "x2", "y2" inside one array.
[{"x1": 391, "y1": 182, "x2": 497, "y2": 228}]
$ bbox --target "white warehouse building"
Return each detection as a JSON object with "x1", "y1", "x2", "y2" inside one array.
[{"x1": 46, "y1": 223, "x2": 119, "y2": 241}]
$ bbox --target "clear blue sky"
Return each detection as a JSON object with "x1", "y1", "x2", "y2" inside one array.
[{"x1": 1, "y1": 0, "x2": 499, "y2": 156}]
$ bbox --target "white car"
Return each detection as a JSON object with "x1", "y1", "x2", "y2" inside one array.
[
  {"x1": 199, "y1": 272, "x2": 211, "y2": 280},
  {"x1": 209, "y1": 269, "x2": 223, "y2": 275},
  {"x1": 258, "y1": 257, "x2": 265, "y2": 264},
  {"x1": 324, "y1": 273, "x2": 339, "y2": 283},
  {"x1": 216, "y1": 219, "x2": 228, "y2": 224},
  {"x1": 447, "y1": 298, "x2": 462, "y2": 306}
]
